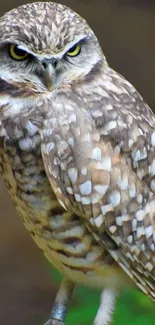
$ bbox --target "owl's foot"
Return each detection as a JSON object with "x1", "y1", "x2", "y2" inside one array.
[
  {"x1": 43, "y1": 278, "x2": 75, "y2": 325},
  {"x1": 43, "y1": 319, "x2": 64, "y2": 325}
]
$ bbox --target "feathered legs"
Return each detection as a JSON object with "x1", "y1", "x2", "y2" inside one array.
[
  {"x1": 94, "y1": 289, "x2": 117, "y2": 325},
  {"x1": 44, "y1": 278, "x2": 75, "y2": 325},
  {"x1": 44, "y1": 278, "x2": 116, "y2": 325}
]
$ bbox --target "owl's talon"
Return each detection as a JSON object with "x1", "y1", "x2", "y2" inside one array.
[{"x1": 43, "y1": 319, "x2": 65, "y2": 325}]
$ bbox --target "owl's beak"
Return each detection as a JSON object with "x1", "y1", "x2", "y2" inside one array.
[{"x1": 42, "y1": 62, "x2": 55, "y2": 92}]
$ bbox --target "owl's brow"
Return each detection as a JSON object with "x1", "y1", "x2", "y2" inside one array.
[
  {"x1": 59, "y1": 34, "x2": 91, "y2": 57},
  {"x1": 0, "y1": 34, "x2": 91, "y2": 60}
]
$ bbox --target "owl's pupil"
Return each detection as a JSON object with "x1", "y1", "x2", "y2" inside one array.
[
  {"x1": 14, "y1": 46, "x2": 26, "y2": 56},
  {"x1": 68, "y1": 45, "x2": 76, "y2": 53}
]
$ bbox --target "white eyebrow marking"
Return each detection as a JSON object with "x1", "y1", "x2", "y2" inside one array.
[{"x1": 10, "y1": 34, "x2": 89, "y2": 60}]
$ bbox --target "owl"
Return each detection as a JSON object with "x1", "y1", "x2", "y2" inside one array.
[{"x1": 0, "y1": 2, "x2": 155, "y2": 325}]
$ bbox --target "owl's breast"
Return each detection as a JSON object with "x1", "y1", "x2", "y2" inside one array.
[{"x1": 0, "y1": 130, "x2": 132, "y2": 289}]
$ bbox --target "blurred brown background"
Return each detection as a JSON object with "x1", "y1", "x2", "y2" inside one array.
[{"x1": 1, "y1": 1, "x2": 155, "y2": 324}]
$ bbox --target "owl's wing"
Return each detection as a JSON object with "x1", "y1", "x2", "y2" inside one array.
[{"x1": 41, "y1": 68, "x2": 155, "y2": 299}]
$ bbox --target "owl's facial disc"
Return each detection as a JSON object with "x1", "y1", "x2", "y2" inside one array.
[{"x1": 0, "y1": 2, "x2": 104, "y2": 95}]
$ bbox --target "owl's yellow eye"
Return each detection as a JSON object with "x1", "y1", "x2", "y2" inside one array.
[
  {"x1": 9, "y1": 44, "x2": 29, "y2": 61},
  {"x1": 66, "y1": 44, "x2": 81, "y2": 57}
]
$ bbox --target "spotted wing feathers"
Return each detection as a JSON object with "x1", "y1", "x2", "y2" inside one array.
[{"x1": 41, "y1": 68, "x2": 155, "y2": 299}]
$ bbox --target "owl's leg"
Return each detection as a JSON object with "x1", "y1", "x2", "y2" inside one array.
[
  {"x1": 44, "y1": 278, "x2": 75, "y2": 325},
  {"x1": 94, "y1": 289, "x2": 117, "y2": 325}
]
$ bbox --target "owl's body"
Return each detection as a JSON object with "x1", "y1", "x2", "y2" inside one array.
[
  {"x1": 0, "y1": 82, "x2": 128, "y2": 291},
  {"x1": 0, "y1": 2, "x2": 155, "y2": 325}
]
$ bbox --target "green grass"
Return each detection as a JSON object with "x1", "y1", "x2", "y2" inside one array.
[{"x1": 46, "y1": 261, "x2": 155, "y2": 325}]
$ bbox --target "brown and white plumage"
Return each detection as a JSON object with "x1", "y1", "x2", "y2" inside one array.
[
  {"x1": 41, "y1": 67, "x2": 155, "y2": 299},
  {"x1": 0, "y1": 2, "x2": 155, "y2": 325}
]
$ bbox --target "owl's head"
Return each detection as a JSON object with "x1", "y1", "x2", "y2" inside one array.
[{"x1": 0, "y1": 2, "x2": 104, "y2": 94}]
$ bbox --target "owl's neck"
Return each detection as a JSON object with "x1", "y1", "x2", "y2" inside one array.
[{"x1": 0, "y1": 69, "x2": 106, "y2": 144}]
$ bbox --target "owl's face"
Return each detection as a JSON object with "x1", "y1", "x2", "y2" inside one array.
[{"x1": 0, "y1": 2, "x2": 104, "y2": 95}]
